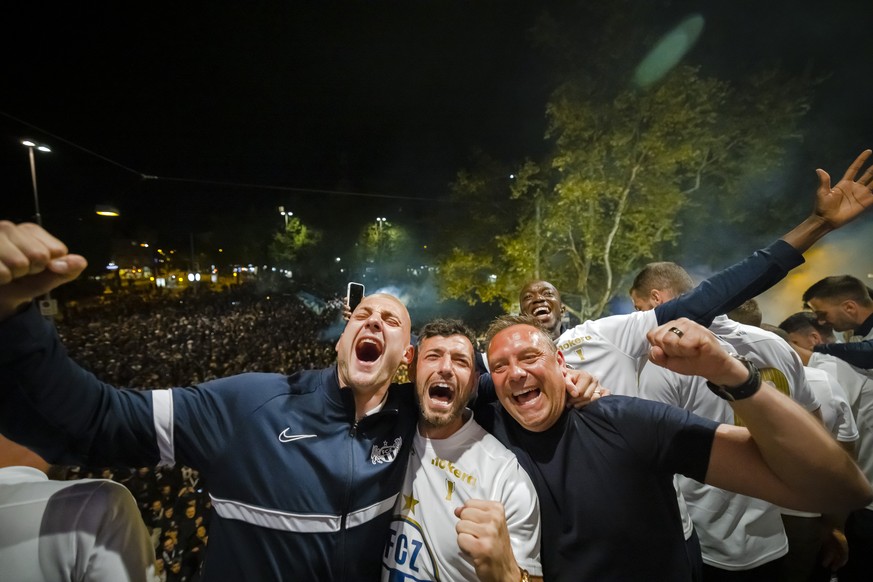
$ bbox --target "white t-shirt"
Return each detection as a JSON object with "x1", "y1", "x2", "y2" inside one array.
[
  {"x1": 779, "y1": 366, "x2": 860, "y2": 519},
  {"x1": 0, "y1": 466, "x2": 157, "y2": 582},
  {"x1": 381, "y1": 414, "x2": 542, "y2": 581},
  {"x1": 639, "y1": 361, "x2": 789, "y2": 570},
  {"x1": 556, "y1": 309, "x2": 658, "y2": 396},
  {"x1": 708, "y1": 315, "x2": 819, "y2": 412},
  {"x1": 804, "y1": 366, "x2": 858, "y2": 443},
  {"x1": 809, "y1": 351, "x2": 873, "y2": 512}
]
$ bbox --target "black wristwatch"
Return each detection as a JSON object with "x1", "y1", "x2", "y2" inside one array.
[{"x1": 706, "y1": 354, "x2": 761, "y2": 401}]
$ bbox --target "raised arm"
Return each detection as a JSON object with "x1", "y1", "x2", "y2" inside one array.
[
  {"x1": 655, "y1": 149, "x2": 873, "y2": 327},
  {"x1": 782, "y1": 148, "x2": 873, "y2": 252},
  {"x1": 647, "y1": 318, "x2": 872, "y2": 514}
]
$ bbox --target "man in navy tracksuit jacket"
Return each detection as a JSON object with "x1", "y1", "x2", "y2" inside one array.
[
  {"x1": 0, "y1": 152, "x2": 871, "y2": 581},
  {"x1": 0, "y1": 285, "x2": 420, "y2": 581}
]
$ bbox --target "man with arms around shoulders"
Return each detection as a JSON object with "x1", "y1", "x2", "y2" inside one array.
[
  {"x1": 382, "y1": 319, "x2": 542, "y2": 582},
  {"x1": 473, "y1": 314, "x2": 872, "y2": 581}
]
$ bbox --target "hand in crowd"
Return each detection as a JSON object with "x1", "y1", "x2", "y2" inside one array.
[
  {"x1": 819, "y1": 527, "x2": 849, "y2": 572},
  {"x1": 454, "y1": 500, "x2": 524, "y2": 582},
  {"x1": 0, "y1": 221, "x2": 87, "y2": 319},
  {"x1": 811, "y1": 148, "x2": 873, "y2": 230}
]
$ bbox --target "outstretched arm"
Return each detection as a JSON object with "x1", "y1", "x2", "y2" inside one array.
[
  {"x1": 814, "y1": 339, "x2": 873, "y2": 369},
  {"x1": 655, "y1": 149, "x2": 873, "y2": 328},
  {"x1": 647, "y1": 318, "x2": 873, "y2": 514}
]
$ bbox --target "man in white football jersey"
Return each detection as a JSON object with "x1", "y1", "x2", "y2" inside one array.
[{"x1": 382, "y1": 319, "x2": 543, "y2": 582}]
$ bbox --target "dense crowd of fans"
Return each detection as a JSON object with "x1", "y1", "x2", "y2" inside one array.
[{"x1": 53, "y1": 284, "x2": 359, "y2": 581}]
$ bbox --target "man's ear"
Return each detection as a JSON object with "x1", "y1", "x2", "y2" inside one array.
[
  {"x1": 651, "y1": 289, "x2": 664, "y2": 305},
  {"x1": 843, "y1": 300, "x2": 859, "y2": 319},
  {"x1": 556, "y1": 349, "x2": 566, "y2": 373},
  {"x1": 402, "y1": 344, "x2": 415, "y2": 366}
]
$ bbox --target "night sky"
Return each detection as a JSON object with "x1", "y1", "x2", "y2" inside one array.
[{"x1": 2, "y1": 1, "x2": 871, "y2": 271}]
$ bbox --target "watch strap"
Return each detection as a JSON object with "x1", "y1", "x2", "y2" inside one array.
[{"x1": 706, "y1": 354, "x2": 761, "y2": 401}]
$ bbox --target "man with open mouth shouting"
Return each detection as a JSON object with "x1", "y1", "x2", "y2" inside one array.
[
  {"x1": 382, "y1": 319, "x2": 542, "y2": 582},
  {"x1": 0, "y1": 220, "x2": 425, "y2": 582}
]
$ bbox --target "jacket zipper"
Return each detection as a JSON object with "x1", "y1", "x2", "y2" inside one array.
[{"x1": 339, "y1": 418, "x2": 359, "y2": 580}]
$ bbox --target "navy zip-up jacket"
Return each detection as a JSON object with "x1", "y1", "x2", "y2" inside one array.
[{"x1": 0, "y1": 310, "x2": 418, "y2": 581}]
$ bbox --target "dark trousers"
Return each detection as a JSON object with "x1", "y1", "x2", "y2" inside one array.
[
  {"x1": 778, "y1": 514, "x2": 830, "y2": 582},
  {"x1": 837, "y1": 508, "x2": 873, "y2": 582},
  {"x1": 702, "y1": 556, "x2": 785, "y2": 582},
  {"x1": 686, "y1": 527, "x2": 703, "y2": 582}
]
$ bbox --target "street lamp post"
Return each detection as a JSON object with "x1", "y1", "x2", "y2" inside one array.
[
  {"x1": 21, "y1": 139, "x2": 54, "y2": 318},
  {"x1": 21, "y1": 140, "x2": 51, "y2": 226},
  {"x1": 279, "y1": 206, "x2": 293, "y2": 228}
]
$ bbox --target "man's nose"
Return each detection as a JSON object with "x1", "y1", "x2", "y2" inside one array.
[
  {"x1": 508, "y1": 361, "x2": 527, "y2": 381},
  {"x1": 365, "y1": 315, "x2": 383, "y2": 331},
  {"x1": 437, "y1": 354, "x2": 454, "y2": 375}
]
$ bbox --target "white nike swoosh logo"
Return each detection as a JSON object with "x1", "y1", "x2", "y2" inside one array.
[{"x1": 278, "y1": 428, "x2": 317, "y2": 443}]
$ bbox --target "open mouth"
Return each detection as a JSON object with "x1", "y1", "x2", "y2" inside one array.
[
  {"x1": 512, "y1": 387, "x2": 541, "y2": 405},
  {"x1": 355, "y1": 337, "x2": 383, "y2": 362},
  {"x1": 428, "y1": 383, "x2": 455, "y2": 406},
  {"x1": 533, "y1": 306, "x2": 551, "y2": 319}
]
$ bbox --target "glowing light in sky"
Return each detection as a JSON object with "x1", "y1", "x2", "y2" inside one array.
[{"x1": 633, "y1": 14, "x2": 705, "y2": 88}]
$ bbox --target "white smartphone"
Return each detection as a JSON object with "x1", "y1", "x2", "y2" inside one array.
[{"x1": 347, "y1": 282, "x2": 365, "y2": 311}]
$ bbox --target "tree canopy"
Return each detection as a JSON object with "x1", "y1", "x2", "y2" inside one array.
[{"x1": 436, "y1": 3, "x2": 814, "y2": 320}]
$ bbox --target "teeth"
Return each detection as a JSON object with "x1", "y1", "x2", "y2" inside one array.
[
  {"x1": 512, "y1": 387, "x2": 536, "y2": 397},
  {"x1": 534, "y1": 307, "x2": 549, "y2": 316}
]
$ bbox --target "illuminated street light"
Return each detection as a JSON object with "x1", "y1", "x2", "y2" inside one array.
[
  {"x1": 95, "y1": 204, "x2": 121, "y2": 217},
  {"x1": 21, "y1": 139, "x2": 51, "y2": 226},
  {"x1": 278, "y1": 206, "x2": 293, "y2": 228}
]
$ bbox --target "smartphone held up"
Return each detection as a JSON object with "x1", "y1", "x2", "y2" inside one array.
[{"x1": 347, "y1": 282, "x2": 365, "y2": 312}]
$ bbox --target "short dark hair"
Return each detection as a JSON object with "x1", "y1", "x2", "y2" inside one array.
[
  {"x1": 416, "y1": 319, "x2": 477, "y2": 348},
  {"x1": 803, "y1": 275, "x2": 873, "y2": 307},
  {"x1": 727, "y1": 299, "x2": 762, "y2": 327},
  {"x1": 484, "y1": 314, "x2": 557, "y2": 354},
  {"x1": 630, "y1": 262, "x2": 694, "y2": 297},
  {"x1": 412, "y1": 319, "x2": 477, "y2": 367},
  {"x1": 779, "y1": 311, "x2": 835, "y2": 338}
]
